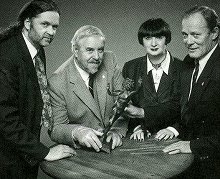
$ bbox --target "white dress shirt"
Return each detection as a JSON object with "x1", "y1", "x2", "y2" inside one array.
[
  {"x1": 74, "y1": 59, "x2": 90, "y2": 88},
  {"x1": 188, "y1": 44, "x2": 218, "y2": 99},
  {"x1": 22, "y1": 33, "x2": 37, "y2": 65},
  {"x1": 147, "y1": 51, "x2": 170, "y2": 92}
]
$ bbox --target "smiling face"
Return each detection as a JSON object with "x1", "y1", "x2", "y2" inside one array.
[
  {"x1": 143, "y1": 36, "x2": 167, "y2": 58},
  {"x1": 25, "y1": 11, "x2": 60, "y2": 48},
  {"x1": 74, "y1": 35, "x2": 105, "y2": 74},
  {"x1": 182, "y1": 12, "x2": 218, "y2": 59}
]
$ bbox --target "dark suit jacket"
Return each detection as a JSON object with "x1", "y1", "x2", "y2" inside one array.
[
  {"x1": 176, "y1": 45, "x2": 220, "y2": 178},
  {"x1": 122, "y1": 54, "x2": 182, "y2": 134},
  {"x1": 0, "y1": 33, "x2": 49, "y2": 178}
]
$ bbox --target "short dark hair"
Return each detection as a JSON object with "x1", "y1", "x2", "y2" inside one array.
[
  {"x1": 183, "y1": 5, "x2": 219, "y2": 32},
  {"x1": 138, "y1": 18, "x2": 171, "y2": 45}
]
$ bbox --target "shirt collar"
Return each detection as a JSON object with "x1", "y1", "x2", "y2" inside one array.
[
  {"x1": 147, "y1": 51, "x2": 170, "y2": 75},
  {"x1": 198, "y1": 44, "x2": 218, "y2": 70},
  {"x1": 74, "y1": 58, "x2": 90, "y2": 83},
  {"x1": 22, "y1": 32, "x2": 38, "y2": 59}
]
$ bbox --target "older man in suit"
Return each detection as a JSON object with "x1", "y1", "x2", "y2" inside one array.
[
  {"x1": 49, "y1": 25, "x2": 127, "y2": 152},
  {"x1": 0, "y1": 0, "x2": 75, "y2": 178},
  {"x1": 163, "y1": 6, "x2": 220, "y2": 178}
]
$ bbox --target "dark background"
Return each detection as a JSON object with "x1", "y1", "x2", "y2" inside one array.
[{"x1": 0, "y1": 0, "x2": 219, "y2": 178}]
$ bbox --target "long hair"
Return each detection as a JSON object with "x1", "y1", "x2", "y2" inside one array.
[{"x1": 0, "y1": 0, "x2": 60, "y2": 42}]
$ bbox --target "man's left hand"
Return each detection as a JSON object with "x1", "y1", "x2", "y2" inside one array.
[
  {"x1": 106, "y1": 131, "x2": 122, "y2": 149},
  {"x1": 163, "y1": 141, "x2": 192, "y2": 154}
]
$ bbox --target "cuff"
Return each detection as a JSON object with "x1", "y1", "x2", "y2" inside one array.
[{"x1": 167, "y1": 126, "x2": 179, "y2": 137}]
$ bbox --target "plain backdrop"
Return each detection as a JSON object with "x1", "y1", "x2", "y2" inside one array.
[{"x1": 0, "y1": 0, "x2": 219, "y2": 178}]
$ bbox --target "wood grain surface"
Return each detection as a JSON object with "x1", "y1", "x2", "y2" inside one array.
[{"x1": 41, "y1": 137, "x2": 194, "y2": 179}]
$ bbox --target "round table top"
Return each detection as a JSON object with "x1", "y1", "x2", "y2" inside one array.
[{"x1": 41, "y1": 137, "x2": 194, "y2": 179}]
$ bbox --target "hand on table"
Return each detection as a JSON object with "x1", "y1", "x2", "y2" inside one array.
[
  {"x1": 106, "y1": 131, "x2": 122, "y2": 149},
  {"x1": 163, "y1": 141, "x2": 192, "y2": 154},
  {"x1": 155, "y1": 128, "x2": 175, "y2": 141},
  {"x1": 44, "y1": 144, "x2": 76, "y2": 161},
  {"x1": 130, "y1": 125, "x2": 151, "y2": 141},
  {"x1": 124, "y1": 104, "x2": 144, "y2": 119},
  {"x1": 72, "y1": 126, "x2": 103, "y2": 152}
]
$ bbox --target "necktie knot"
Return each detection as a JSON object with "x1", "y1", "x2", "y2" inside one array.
[
  {"x1": 151, "y1": 63, "x2": 161, "y2": 70},
  {"x1": 194, "y1": 59, "x2": 199, "y2": 68}
]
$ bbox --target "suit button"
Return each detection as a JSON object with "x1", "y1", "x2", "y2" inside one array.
[
  {"x1": 196, "y1": 137, "x2": 199, "y2": 140},
  {"x1": 201, "y1": 120, "x2": 204, "y2": 123}
]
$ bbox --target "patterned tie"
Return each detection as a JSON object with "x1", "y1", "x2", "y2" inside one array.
[
  {"x1": 34, "y1": 52, "x2": 52, "y2": 129},
  {"x1": 89, "y1": 74, "x2": 95, "y2": 97}
]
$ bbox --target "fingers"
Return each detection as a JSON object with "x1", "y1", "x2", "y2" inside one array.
[
  {"x1": 130, "y1": 131, "x2": 144, "y2": 141},
  {"x1": 155, "y1": 129, "x2": 174, "y2": 141},
  {"x1": 106, "y1": 134, "x2": 111, "y2": 143},
  {"x1": 63, "y1": 145, "x2": 77, "y2": 156},
  {"x1": 45, "y1": 145, "x2": 76, "y2": 161},
  {"x1": 111, "y1": 134, "x2": 122, "y2": 149},
  {"x1": 137, "y1": 131, "x2": 144, "y2": 141},
  {"x1": 107, "y1": 132, "x2": 122, "y2": 149},
  {"x1": 84, "y1": 134, "x2": 102, "y2": 152},
  {"x1": 146, "y1": 131, "x2": 151, "y2": 138},
  {"x1": 155, "y1": 133, "x2": 166, "y2": 141},
  {"x1": 92, "y1": 129, "x2": 104, "y2": 137},
  {"x1": 167, "y1": 149, "x2": 181, "y2": 154},
  {"x1": 163, "y1": 142, "x2": 181, "y2": 154},
  {"x1": 130, "y1": 133, "x2": 135, "y2": 140}
]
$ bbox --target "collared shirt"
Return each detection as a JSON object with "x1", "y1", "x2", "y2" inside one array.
[
  {"x1": 74, "y1": 59, "x2": 90, "y2": 88},
  {"x1": 188, "y1": 44, "x2": 218, "y2": 99},
  {"x1": 146, "y1": 52, "x2": 179, "y2": 137},
  {"x1": 147, "y1": 51, "x2": 170, "y2": 92},
  {"x1": 22, "y1": 33, "x2": 38, "y2": 65}
]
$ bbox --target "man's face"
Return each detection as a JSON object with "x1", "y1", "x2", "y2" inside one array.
[
  {"x1": 27, "y1": 11, "x2": 60, "y2": 48},
  {"x1": 182, "y1": 12, "x2": 216, "y2": 59},
  {"x1": 143, "y1": 36, "x2": 167, "y2": 58},
  {"x1": 75, "y1": 35, "x2": 105, "y2": 74}
]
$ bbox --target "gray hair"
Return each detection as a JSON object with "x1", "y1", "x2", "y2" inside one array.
[{"x1": 71, "y1": 25, "x2": 105, "y2": 51}]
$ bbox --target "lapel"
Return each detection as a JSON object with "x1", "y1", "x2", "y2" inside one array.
[
  {"x1": 69, "y1": 57, "x2": 102, "y2": 120},
  {"x1": 16, "y1": 34, "x2": 41, "y2": 92},
  {"x1": 157, "y1": 71, "x2": 169, "y2": 97},
  {"x1": 181, "y1": 65, "x2": 193, "y2": 117},
  {"x1": 94, "y1": 63, "x2": 108, "y2": 119},
  {"x1": 195, "y1": 45, "x2": 220, "y2": 101},
  {"x1": 157, "y1": 55, "x2": 177, "y2": 97},
  {"x1": 142, "y1": 57, "x2": 157, "y2": 98}
]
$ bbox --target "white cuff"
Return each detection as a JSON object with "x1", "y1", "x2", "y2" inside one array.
[
  {"x1": 166, "y1": 127, "x2": 179, "y2": 137},
  {"x1": 133, "y1": 125, "x2": 142, "y2": 132}
]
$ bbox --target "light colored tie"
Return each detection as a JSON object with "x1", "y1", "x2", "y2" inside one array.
[{"x1": 34, "y1": 52, "x2": 52, "y2": 129}]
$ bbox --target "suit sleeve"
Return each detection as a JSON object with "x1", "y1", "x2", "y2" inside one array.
[
  {"x1": 0, "y1": 57, "x2": 49, "y2": 165},
  {"x1": 48, "y1": 74, "x2": 80, "y2": 148}
]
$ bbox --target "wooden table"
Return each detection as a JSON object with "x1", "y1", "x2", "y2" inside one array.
[{"x1": 40, "y1": 137, "x2": 194, "y2": 179}]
